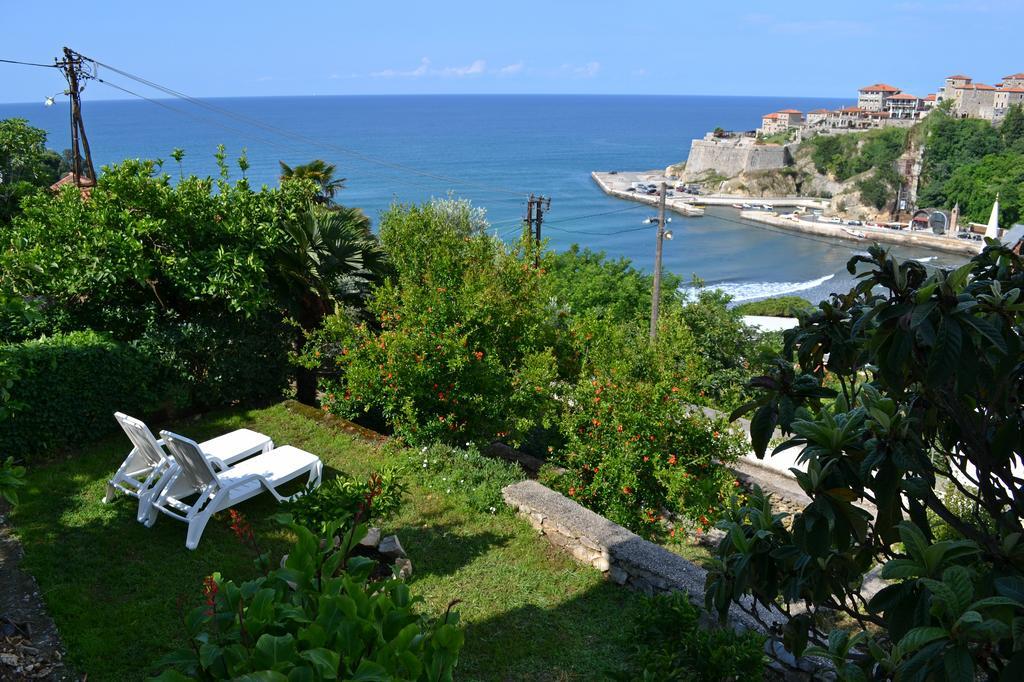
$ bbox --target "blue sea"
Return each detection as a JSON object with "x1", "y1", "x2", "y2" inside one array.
[{"x1": 0, "y1": 94, "x2": 966, "y2": 303}]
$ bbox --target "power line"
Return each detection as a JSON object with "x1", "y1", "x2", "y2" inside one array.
[
  {"x1": 0, "y1": 57, "x2": 59, "y2": 68},
  {"x1": 79, "y1": 53, "x2": 530, "y2": 198},
  {"x1": 93, "y1": 77, "x2": 453, "y2": 193}
]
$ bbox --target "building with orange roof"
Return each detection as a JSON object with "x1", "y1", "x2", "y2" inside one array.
[
  {"x1": 1002, "y1": 73, "x2": 1024, "y2": 88},
  {"x1": 857, "y1": 83, "x2": 902, "y2": 111},
  {"x1": 884, "y1": 93, "x2": 922, "y2": 119},
  {"x1": 759, "y1": 110, "x2": 804, "y2": 136}
]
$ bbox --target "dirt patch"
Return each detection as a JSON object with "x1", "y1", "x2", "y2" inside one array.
[{"x1": 0, "y1": 510, "x2": 74, "y2": 680}]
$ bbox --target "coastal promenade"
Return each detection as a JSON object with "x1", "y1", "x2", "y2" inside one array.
[
  {"x1": 739, "y1": 211, "x2": 982, "y2": 256},
  {"x1": 592, "y1": 171, "x2": 830, "y2": 211}
]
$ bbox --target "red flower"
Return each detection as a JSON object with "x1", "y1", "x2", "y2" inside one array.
[
  {"x1": 202, "y1": 575, "x2": 218, "y2": 615},
  {"x1": 622, "y1": 486, "x2": 633, "y2": 495},
  {"x1": 643, "y1": 456, "x2": 649, "y2": 462},
  {"x1": 668, "y1": 455, "x2": 677, "y2": 466},
  {"x1": 228, "y1": 509, "x2": 253, "y2": 543},
  {"x1": 568, "y1": 487, "x2": 576, "y2": 497},
  {"x1": 474, "y1": 351, "x2": 484, "y2": 360}
]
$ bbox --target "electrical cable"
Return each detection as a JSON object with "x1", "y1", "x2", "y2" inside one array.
[
  {"x1": 93, "y1": 77, "x2": 453, "y2": 193},
  {"x1": 0, "y1": 57, "x2": 58, "y2": 68},
  {"x1": 81, "y1": 54, "x2": 531, "y2": 197}
]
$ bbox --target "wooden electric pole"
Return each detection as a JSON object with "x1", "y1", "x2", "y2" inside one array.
[
  {"x1": 649, "y1": 182, "x2": 667, "y2": 340},
  {"x1": 524, "y1": 194, "x2": 550, "y2": 267},
  {"x1": 57, "y1": 47, "x2": 96, "y2": 187},
  {"x1": 534, "y1": 195, "x2": 550, "y2": 266}
]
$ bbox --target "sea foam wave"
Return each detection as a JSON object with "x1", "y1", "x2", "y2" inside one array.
[{"x1": 686, "y1": 274, "x2": 836, "y2": 303}]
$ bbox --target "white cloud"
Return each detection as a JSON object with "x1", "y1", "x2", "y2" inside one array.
[
  {"x1": 440, "y1": 59, "x2": 486, "y2": 77},
  {"x1": 497, "y1": 61, "x2": 525, "y2": 76},
  {"x1": 369, "y1": 57, "x2": 488, "y2": 79},
  {"x1": 371, "y1": 57, "x2": 432, "y2": 78},
  {"x1": 560, "y1": 61, "x2": 600, "y2": 78}
]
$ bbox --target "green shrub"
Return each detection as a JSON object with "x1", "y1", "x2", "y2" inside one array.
[
  {"x1": 712, "y1": 244, "x2": 1024, "y2": 679},
  {"x1": 408, "y1": 443, "x2": 524, "y2": 513},
  {"x1": 136, "y1": 311, "x2": 291, "y2": 410},
  {"x1": 732, "y1": 296, "x2": 814, "y2": 318},
  {"x1": 285, "y1": 466, "x2": 406, "y2": 533},
  {"x1": 317, "y1": 199, "x2": 560, "y2": 447},
  {"x1": 0, "y1": 331, "x2": 169, "y2": 458},
  {"x1": 614, "y1": 591, "x2": 765, "y2": 681},
  {"x1": 552, "y1": 311, "x2": 746, "y2": 536},
  {"x1": 0, "y1": 456, "x2": 26, "y2": 505},
  {"x1": 152, "y1": 518, "x2": 464, "y2": 681}
]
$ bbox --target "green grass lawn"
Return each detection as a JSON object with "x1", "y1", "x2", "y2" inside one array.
[{"x1": 12, "y1": 402, "x2": 649, "y2": 681}]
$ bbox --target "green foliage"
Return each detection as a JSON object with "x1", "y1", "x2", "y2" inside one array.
[
  {"x1": 152, "y1": 519, "x2": 464, "y2": 681},
  {"x1": 279, "y1": 159, "x2": 347, "y2": 205},
  {"x1": 809, "y1": 128, "x2": 908, "y2": 181},
  {"x1": 713, "y1": 244, "x2": 1024, "y2": 679},
  {"x1": 732, "y1": 295, "x2": 814, "y2": 318},
  {"x1": 615, "y1": 591, "x2": 765, "y2": 681},
  {"x1": 679, "y1": 289, "x2": 776, "y2": 411},
  {"x1": 284, "y1": 467, "x2": 407, "y2": 534},
  {"x1": 551, "y1": 309, "x2": 746, "y2": 535},
  {"x1": 0, "y1": 331, "x2": 169, "y2": 458},
  {"x1": 1002, "y1": 105, "x2": 1024, "y2": 153},
  {"x1": 408, "y1": 442, "x2": 524, "y2": 513},
  {"x1": 318, "y1": 198, "x2": 560, "y2": 447},
  {"x1": 0, "y1": 456, "x2": 26, "y2": 506},
  {"x1": 0, "y1": 118, "x2": 65, "y2": 224},
  {"x1": 918, "y1": 111, "x2": 1005, "y2": 209},
  {"x1": 942, "y1": 152, "x2": 1024, "y2": 225},
  {"x1": 543, "y1": 245, "x2": 682, "y2": 323}
]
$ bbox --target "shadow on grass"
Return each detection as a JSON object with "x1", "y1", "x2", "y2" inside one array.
[
  {"x1": 389, "y1": 520, "x2": 511, "y2": 580},
  {"x1": 453, "y1": 582, "x2": 640, "y2": 682}
]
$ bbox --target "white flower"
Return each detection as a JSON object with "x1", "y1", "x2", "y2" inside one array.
[
  {"x1": 421, "y1": 446, "x2": 428, "y2": 452},
  {"x1": 489, "y1": 506, "x2": 496, "y2": 514},
  {"x1": 446, "y1": 488, "x2": 452, "y2": 494}
]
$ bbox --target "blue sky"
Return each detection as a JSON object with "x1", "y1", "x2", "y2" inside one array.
[{"x1": 1, "y1": 1, "x2": 1020, "y2": 103}]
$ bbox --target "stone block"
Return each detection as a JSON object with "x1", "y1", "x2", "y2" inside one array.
[
  {"x1": 378, "y1": 535, "x2": 406, "y2": 560},
  {"x1": 359, "y1": 527, "x2": 381, "y2": 548}
]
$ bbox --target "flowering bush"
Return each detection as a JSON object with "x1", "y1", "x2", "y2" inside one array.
[
  {"x1": 316, "y1": 199, "x2": 561, "y2": 447},
  {"x1": 551, "y1": 312, "x2": 747, "y2": 535}
]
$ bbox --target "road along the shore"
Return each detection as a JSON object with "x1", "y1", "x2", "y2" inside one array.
[
  {"x1": 739, "y1": 211, "x2": 982, "y2": 257},
  {"x1": 592, "y1": 171, "x2": 830, "y2": 211}
]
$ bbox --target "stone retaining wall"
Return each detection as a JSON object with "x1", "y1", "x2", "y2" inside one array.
[
  {"x1": 502, "y1": 480, "x2": 820, "y2": 676},
  {"x1": 680, "y1": 138, "x2": 793, "y2": 181}
]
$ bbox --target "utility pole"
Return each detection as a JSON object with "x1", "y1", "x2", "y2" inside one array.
[
  {"x1": 650, "y1": 182, "x2": 668, "y2": 340},
  {"x1": 534, "y1": 195, "x2": 550, "y2": 267},
  {"x1": 56, "y1": 47, "x2": 96, "y2": 187},
  {"x1": 523, "y1": 194, "x2": 550, "y2": 267}
]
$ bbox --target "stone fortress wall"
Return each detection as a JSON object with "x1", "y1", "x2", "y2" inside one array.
[{"x1": 679, "y1": 134, "x2": 794, "y2": 181}]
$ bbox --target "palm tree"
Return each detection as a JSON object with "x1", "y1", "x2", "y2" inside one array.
[
  {"x1": 279, "y1": 159, "x2": 347, "y2": 205},
  {"x1": 272, "y1": 203, "x2": 387, "y2": 405}
]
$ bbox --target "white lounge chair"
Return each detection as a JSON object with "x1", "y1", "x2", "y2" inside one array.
[
  {"x1": 105, "y1": 412, "x2": 273, "y2": 525},
  {"x1": 150, "y1": 429, "x2": 323, "y2": 550}
]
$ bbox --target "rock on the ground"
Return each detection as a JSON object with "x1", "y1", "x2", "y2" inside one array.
[
  {"x1": 378, "y1": 535, "x2": 406, "y2": 560},
  {"x1": 360, "y1": 527, "x2": 381, "y2": 548}
]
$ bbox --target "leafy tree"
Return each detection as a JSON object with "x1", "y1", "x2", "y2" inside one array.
[
  {"x1": 0, "y1": 118, "x2": 64, "y2": 224},
  {"x1": 918, "y1": 114, "x2": 1004, "y2": 207},
  {"x1": 1001, "y1": 104, "x2": 1024, "y2": 153},
  {"x1": 542, "y1": 245, "x2": 682, "y2": 324},
  {"x1": 272, "y1": 203, "x2": 387, "y2": 405},
  {"x1": 316, "y1": 198, "x2": 560, "y2": 447},
  {"x1": 280, "y1": 159, "x2": 346, "y2": 205},
  {"x1": 711, "y1": 244, "x2": 1024, "y2": 680},
  {"x1": 942, "y1": 152, "x2": 1024, "y2": 226}
]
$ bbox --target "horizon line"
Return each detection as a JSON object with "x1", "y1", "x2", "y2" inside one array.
[{"x1": 0, "y1": 92, "x2": 857, "y2": 107}]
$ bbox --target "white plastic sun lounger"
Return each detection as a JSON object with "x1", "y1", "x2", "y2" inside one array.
[
  {"x1": 104, "y1": 412, "x2": 273, "y2": 524},
  {"x1": 151, "y1": 429, "x2": 322, "y2": 550}
]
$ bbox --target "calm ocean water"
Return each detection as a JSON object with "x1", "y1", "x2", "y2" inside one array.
[{"x1": 0, "y1": 94, "x2": 966, "y2": 302}]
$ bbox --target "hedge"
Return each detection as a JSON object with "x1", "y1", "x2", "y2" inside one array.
[{"x1": 0, "y1": 331, "x2": 172, "y2": 459}]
